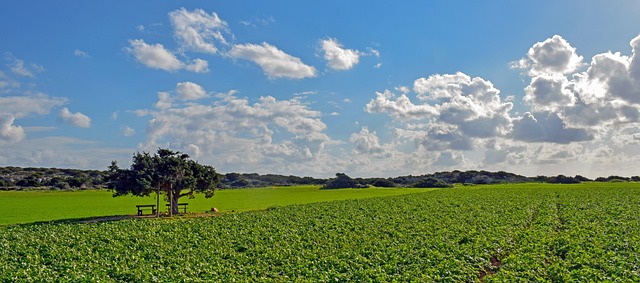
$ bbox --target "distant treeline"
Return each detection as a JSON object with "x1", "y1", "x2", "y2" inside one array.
[{"x1": 0, "y1": 166, "x2": 639, "y2": 191}]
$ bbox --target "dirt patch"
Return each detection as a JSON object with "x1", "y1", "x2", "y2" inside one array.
[{"x1": 478, "y1": 255, "x2": 502, "y2": 282}]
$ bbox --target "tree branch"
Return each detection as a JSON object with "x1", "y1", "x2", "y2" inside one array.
[{"x1": 178, "y1": 190, "x2": 193, "y2": 198}]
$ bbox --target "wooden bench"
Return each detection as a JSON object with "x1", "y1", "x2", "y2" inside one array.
[
  {"x1": 136, "y1": 204, "x2": 157, "y2": 216},
  {"x1": 166, "y1": 203, "x2": 188, "y2": 213}
]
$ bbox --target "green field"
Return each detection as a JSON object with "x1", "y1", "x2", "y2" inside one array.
[
  {"x1": 0, "y1": 186, "x2": 427, "y2": 226},
  {"x1": 1, "y1": 183, "x2": 640, "y2": 281}
]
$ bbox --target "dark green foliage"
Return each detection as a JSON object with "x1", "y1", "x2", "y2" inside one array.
[
  {"x1": 595, "y1": 175, "x2": 631, "y2": 182},
  {"x1": 219, "y1": 173, "x2": 325, "y2": 188},
  {"x1": 547, "y1": 175, "x2": 581, "y2": 184},
  {"x1": 370, "y1": 178, "x2": 396, "y2": 187},
  {"x1": 45, "y1": 177, "x2": 70, "y2": 190},
  {"x1": 16, "y1": 176, "x2": 41, "y2": 187},
  {"x1": 574, "y1": 175, "x2": 591, "y2": 182},
  {"x1": 0, "y1": 167, "x2": 106, "y2": 190},
  {"x1": 323, "y1": 173, "x2": 358, "y2": 189},
  {"x1": 410, "y1": 177, "x2": 452, "y2": 188}
]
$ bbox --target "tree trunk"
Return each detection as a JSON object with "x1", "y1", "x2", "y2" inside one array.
[
  {"x1": 156, "y1": 186, "x2": 160, "y2": 217},
  {"x1": 168, "y1": 184, "x2": 173, "y2": 217},
  {"x1": 171, "y1": 189, "x2": 180, "y2": 215}
]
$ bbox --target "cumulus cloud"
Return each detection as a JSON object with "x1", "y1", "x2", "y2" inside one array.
[
  {"x1": 512, "y1": 112, "x2": 592, "y2": 144},
  {"x1": 176, "y1": 81, "x2": 207, "y2": 100},
  {"x1": 0, "y1": 114, "x2": 25, "y2": 145},
  {"x1": 433, "y1": 151, "x2": 466, "y2": 167},
  {"x1": 184, "y1": 58, "x2": 209, "y2": 73},
  {"x1": 154, "y1": 92, "x2": 173, "y2": 110},
  {"x1": 520, "y1": 34, "x2": 640, "y2": 130},
  {"x1": 229, "y1": 42, "x2": 317, "y2": 79},
  {"x1": 169, "y1": 8, "x2": 229, "y2": 54},
  {"x1": 350, "y1": 127, "x2": 384, "y2": 154},
  {"x1": 369, "y1": 72, "x2": 513, "y2": 141},
  {"x1": 126, "y1": 39, "x2": 209, "y2": 73},
  {"x1": 321, "y1": 38, "x2": 361, "y2": 70},
  {"x1": 514, "y1": 35, "x2": 584, "y2": 75},
  {"x1": 365, "y1": 90, "x2": 438, "y2": 120},
  {"x1": 138, "y1": 92, "x2": 333, "y2": 174},
  {"x1": 523, "y1": 74, "x2": 575, "y2": 111},
  {"x1": 59, "y1": 107, "x2": 91, "y2": 128}
]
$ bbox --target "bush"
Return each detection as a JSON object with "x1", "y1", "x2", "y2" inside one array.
[
  {"x1": 323, "y1": 173, "x2": 358, "y2": 189},
  {"x1": 410, "y1": 177, "x2": 452, "y2": 188},
  {"x1": 548, "y1": 175, "x2": 581, "y2": 184},
  {"x1": 371, "y1": 178, "x2": 396, "y2": 188}
]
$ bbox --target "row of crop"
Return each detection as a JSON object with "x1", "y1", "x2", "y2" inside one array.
[
  {"x1": 1, "y1": 184, "x2": 639, "y2": 281},
  {"x1": 486, "y1": 185, "x2": 640, "y2": 282}
]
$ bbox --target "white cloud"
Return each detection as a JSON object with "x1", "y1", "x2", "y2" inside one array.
[
  {"x1": 176, "y1": 81, "x2": 207, "y2": 100},
  {"x1": 0, "y1": 114, "x2": 25, "y2": 145},
  {"x1": 155, "y1": 92, "x2": 172, "y2": 110},
  {"x1": 185, "y1": 58, "x2": 209, "y2": 73},
  {"x1": 365, "y1": 90, "x2": 438, "y2": 120},
  {"x1": 516, "y1": 34, "x2": 640, "y2": 131},
  {"x1": 0, "y1": 136, "x2": 133, "y2": 170},
  {"x1": 126, "y1": 39, "x2": 209, "y2": 73},
  {"x1": 520, "y1": 35, "x2": 584, "y2": 75},
  {"x1": 138, "y1": 92, "x2": 333, "y2": 174},
  {"x1": 350, "y1": 127, "x2": 384, "y2": 155},
  {"x1": 126, "y1": 39, "x2": 182, "y2": 71},
  {"x1": 169, "y1": 8, "x2": 229, "y2": 54},
  {"x1": 367, "y1": 47, "x2": 380, "y2": 58},
  {"x1": 74, "y1": 49, "x2": 90, "y2": 58},
  {"x1": 321, "y1": 38, "x2": 361, "y2": 71},
  {"x1": 239, "y1": 16, "x2": 275, "y2": 28},
  {"x1": 433, "y1": 151, "x2": 466, "y2": 167},
  {"x1": 0, "y1": 93, "x2": 67, "y2": 118},
  {"x1": 123, "y1": 126, "x2": 135, "y2": 137},
  {"x1": 229, "y1": 42, "x2": 317, "y2": 79},
  {"x1": 511, "y1": 112, "x2": 592, "y2": 144},
  {"x1": 5, "y1": 53, "x2": 44, "y2": 77},
  {"x1": 523, "y1": 74, "x2": 575, "y2": 111},
  {"x1": 59, "y1": 107, "x2": 91, "y2": 128},
  {"x1": 371, "y1": 73, "x2": 513, "y2": 141}
]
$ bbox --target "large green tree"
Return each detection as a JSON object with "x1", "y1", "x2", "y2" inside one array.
[{"x1": 107, "y1": 149, "x2": 221, "y2": 216}]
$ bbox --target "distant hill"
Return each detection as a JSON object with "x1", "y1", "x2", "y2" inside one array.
[{"x1": 1, "y1": 166, "x2": 638, "y2": 191}]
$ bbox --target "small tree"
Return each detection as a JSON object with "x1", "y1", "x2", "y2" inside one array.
[{"x1": 107, "y1": 149, "x2": 221, "y2": 216}]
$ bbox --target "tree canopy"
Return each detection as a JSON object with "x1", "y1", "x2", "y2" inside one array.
[{"x1": 107, "y1": 149, "x2": 221, "y2": 215}]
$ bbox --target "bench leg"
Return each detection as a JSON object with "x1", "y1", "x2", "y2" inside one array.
[{"x1": 138, "y1": 210, "x2": 142, "y2": 216}]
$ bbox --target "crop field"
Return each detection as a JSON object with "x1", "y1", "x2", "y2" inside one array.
[
  {"x1": 1, "y1": 183, "x2": 639, "y2": 281},
  {"x1": 0, "y1": 186, "x2": 426, "y2": 226}
]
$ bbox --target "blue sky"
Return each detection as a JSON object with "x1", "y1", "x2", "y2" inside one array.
[{"x1": 2, "y1": 1, "x2": 640, "y2": 178}]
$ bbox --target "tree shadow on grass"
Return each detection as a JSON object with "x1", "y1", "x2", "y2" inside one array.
[{"x1": 6, "y1": 215, "x2": 141, "y2": 227}]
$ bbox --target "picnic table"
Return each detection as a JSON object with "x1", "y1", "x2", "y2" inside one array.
[
  {"x1": 166, "y1": 203, "x2": 189, "y2": 213},
  {"x1": 136, "y1": 204, "x2": 156, "y2": 216}
]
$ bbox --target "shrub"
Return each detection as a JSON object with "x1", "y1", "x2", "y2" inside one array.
[
  {"x1": 410, "y1": 177, "x2": 452, "y2": 188},
  {"x1": 371, "y1": 178, "x2": 396, "y2": 188},
  {"x1": 548, "y1": 175, "x2": 581, "y2": 184},
  {"x1": 323, "y1": 173, "x2": 358, "y2": 189}
]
